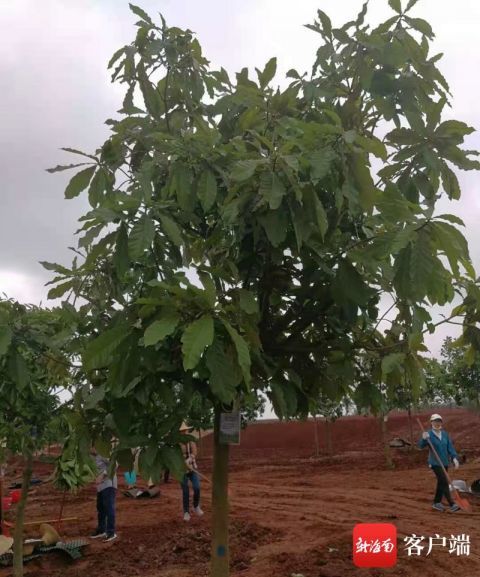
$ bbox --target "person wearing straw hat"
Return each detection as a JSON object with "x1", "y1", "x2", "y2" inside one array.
[
  {"x1": 179, "y1": 422, "x2": 203, "y2": 522},
  {"x1": 418, "y1": 413, "x2": 460, "y2": 512},
  {"x1": 90, "y1": 447, "x2": 118, "y2": 542}
]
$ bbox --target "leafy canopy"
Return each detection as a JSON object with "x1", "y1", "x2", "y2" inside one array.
[{"x1": 46, "y1": 1, "x2": 480, "y2": 475}]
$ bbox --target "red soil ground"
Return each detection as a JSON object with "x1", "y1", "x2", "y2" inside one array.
[{"x1": 1, "y1": 408, "x2": 480, "y2": 577}]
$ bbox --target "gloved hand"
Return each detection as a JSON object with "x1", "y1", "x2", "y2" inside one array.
[
  {"x1": 453, "y1": 458, "x2": 460, "y2": 469},
  {"x1": 422, "y1": 432, "x2": 429, "y2": 440}
]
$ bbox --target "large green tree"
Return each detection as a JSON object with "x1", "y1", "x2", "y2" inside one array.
[{"x1": 47, "y1": 2, "x2": 480, "y2": 575}]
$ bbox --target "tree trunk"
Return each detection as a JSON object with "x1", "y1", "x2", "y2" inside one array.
[
  {"x1": 326, "y1": 419, "x2": 333, "y2": 456},
  {"x1": 210, "y1": 407, "x2": 230, "y2": 577},
  {"x1": 13, "y1": 452, "x2": 33, "y2": 577},
  {"x1": 380, "y1": 415, "x2": 393, "y2": 469},
  {"x1": 407, "y1": 406, "x2": 414, "y2": 451},
  {"x1": 0, "y1": 462, "x2": 4, "y2": 535},
  {"x1": 313, "y1": 415, "x2": 319, "y2": 457}
]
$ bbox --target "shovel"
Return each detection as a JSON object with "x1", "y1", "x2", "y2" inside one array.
[{"x1": 416, "y1": 418, "x2": 471, "y2": 512}]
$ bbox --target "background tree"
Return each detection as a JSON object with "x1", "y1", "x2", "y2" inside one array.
[
  {"x1": 47, "y1": 2, "x2": 480, "y2": 575},
  {"x1": 421, "y1": 356, "x2": 457, "y2": 407},
  {"x1": 439, "y1": 336, "x2": 480, "y2": 409},
  {"x1": 0, "y1": 298, "x2": 74, "y2": 577}
]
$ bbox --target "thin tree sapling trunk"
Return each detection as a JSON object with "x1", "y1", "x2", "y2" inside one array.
[
  {"x1": 407, "y1": 406, "x2": 414, "y2": 451},
  {"x1": 211, "y1": 407, "x2": 230, "y2": 577},
  {"x1": 380, "y1": 414, "x2": 393, "y2": 469},
  {"x1": 313, "y1": 415, "x2": 319, "y2": 457},
  {"x1": 326, "y1": 419, "x2": 333, "y2": 456},
  {"x1": 13, "y1": 452, "x2": 33, "y2": 577}
]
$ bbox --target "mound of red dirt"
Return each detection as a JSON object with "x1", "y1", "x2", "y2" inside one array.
[{"x1": 1, "y1": 408, "x2": 479, "y2": 577}]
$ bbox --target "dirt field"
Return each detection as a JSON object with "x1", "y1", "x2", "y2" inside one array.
[{"x1": 1, "y1": 408, "x2": 480, "y2": 577}]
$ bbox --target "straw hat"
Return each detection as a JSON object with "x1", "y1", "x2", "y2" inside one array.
[
  {"x1": 40, "y1": 523, "x2": 60, "y2": 546},
  {"x1": 179, "y1": 422, "x2": 193, "y2": 432},
  {"x1": 0, "y1": 535, "x2": 13, "y2": 556},
  {"x1": 22, "y1": 543, "x2": 35, "y2": 557}
]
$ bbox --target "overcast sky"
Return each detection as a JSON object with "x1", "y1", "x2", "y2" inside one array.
[{"x1": 1, "y1": 0, "x2": 479, "y2": 357}]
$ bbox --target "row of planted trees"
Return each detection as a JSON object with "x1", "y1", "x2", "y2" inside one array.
[{"x1": 2, "y1": 1, "x2": 480, "y2": 575}]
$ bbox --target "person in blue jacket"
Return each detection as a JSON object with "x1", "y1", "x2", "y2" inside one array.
[{"x1": 418, "y1": 413, "x2": 460, "y2": 512}]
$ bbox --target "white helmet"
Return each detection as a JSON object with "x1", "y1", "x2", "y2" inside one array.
[{"x1": 430, "y1": 413, "x2": 443, "y2": 422}]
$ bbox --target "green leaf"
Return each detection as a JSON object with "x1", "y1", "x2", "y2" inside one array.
[
  {"x1": 381, "y1": 352, "x2": 405, "y2": 380},
  {"x1": 171, "y1": 164, "x2": 194, "y2": 211},
  {"x1": 230, "y1": 160, "x2": 260, "y2": 182},
  {"x1": 144, "y1": 315, "x2": 180, "y2": 346},
  {"x1": 269, "y1": 381, "x2": 298, "y2": 418},
  {"x1": 355, "y1": 134, "x2": 387, "y2": 160},
  {"x1": 108, "y1": 47, "x2": 125, "y2": 70},
  {"x1": 181, "y1": 315, "x2": 214, "y2": 371},
  {"x1": 386, "y1": 127, "x2": 418, "y2": 145},
  {"x1": 83, "y1": 325, "x2": 130, "y2": 371},
  {"x1": 64, "y1": 166, "x2": 96, "y2": 199},
  {"x1": 138, "y1": 63, "x2": 163, "y2": 118},
  {"x1": 198, "y1": 170, "x2": 217, "y2": 212},
  {"x1": 351, "y1": 156, "x2": 376, "y2": 211},
  {"x1": 258, "y1": 210, "x2": 288, "y2": 247},
  {"x1": 8, "y1": 350, "x2": 29, "y2": 390},
  {"x1": 221, "y1": 320, "x2": 251, "y2": 386},
  {"x1": 85, "y1": 385, "x2": 106, "y2": 410},
  {"x1": 129, "y1": 3, "x2": 153, "y2": 24},
  {"x1": 308, "y1": 148, "x2": 336, "y2": 181},
  {"x1": 440, "y1": 163, "x2": 461, "y2": 200},
  {"x1": 333, "y1": 260, "x2": 372, "y2": 307},
  {"x1": 198, "y1": 272, "x2": 217, "y2": 307},
  {"x1": 159, "y1": 214, "x2": 183, "y2": 246},
  {"x1": 40, "y1": 261, "x2": 71, "y2": 275},
  {"x1": 238, "y1": 290, "x2": 259, "y2": 315},
  {"x1": 128, "y1": 215, "x2": 155, "y2": 260},
  {"x1": 256, "y1": 57, "x2": 277, "y2": 89},
  {"x1": 405, "y1": 354, "x2": 425, "y2": 399},
  {"x1": 405, "y1": 0, "x2": 420, "y2": 11},
  {"x1": 431, "y1": 221, "x2": 469, "y2": 276},
  {"x1": 46, "y1": 162, "x2": 90, "y2": 174},
  {"x1": 113, "y1": 223, "x2": 130, "y2": 277},
  {"x1": 206, "y1": 340, "x2": 239, "y2": 404},
  {"x1": 405, "y1": 16, "x2": 434, "y2": 38},
  {"x1": 393, "y1": 245, "x2": 413, "y2": 298},
  {"x1": 317, "y1": 9, "x2": 332, "y2": 37},
  {"x1": 61, "y1": 147, "x2": 98, "y2": 160},
  {"x1": 159, "y1": 446, "x2": 186, "y2": 481},
  {"x1": 47, "y1": 281, "x2": 74, "y2": 300},
  {"x1": 436, "y1": 214, "x2": 465, "y2": 227},
  {"x1": 260, "y1": 172, "x2": 285, "y2": 210},
  {"x1": 88, "y1": 168, "x2": 109, "y2": 207},
  {"x1": 0, "y1": 325, "x2": 12, "y2": 357},
  {"x1": 435, "y1": 120, "x2": 475, "y2": 140},
  {"x1": 312, "y1": 193, "x2": 328, "y2": 239},
  {"x1": 388, "y1": 0, "x2": 402, "y2": 13}
]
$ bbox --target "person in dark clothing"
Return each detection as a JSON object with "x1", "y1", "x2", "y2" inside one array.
[{"x1": 418, "y1": 413, "x2": 460, "y2": 513}]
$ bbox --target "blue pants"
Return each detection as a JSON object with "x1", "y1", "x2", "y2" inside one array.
[
  {"x1": 181, "y1": 472, "x2": 200, "y2": 513},
  {"x1": 96, "y1": 487, "x2": 116, "y2": 535}
]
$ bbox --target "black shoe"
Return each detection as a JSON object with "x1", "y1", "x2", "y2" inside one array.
[
  {"x1": 90, "y1": 530, "x2": 106, "y2": 539},
  {"x1": 104, "y1": 533, "x2": 117, "y2": 542}
]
